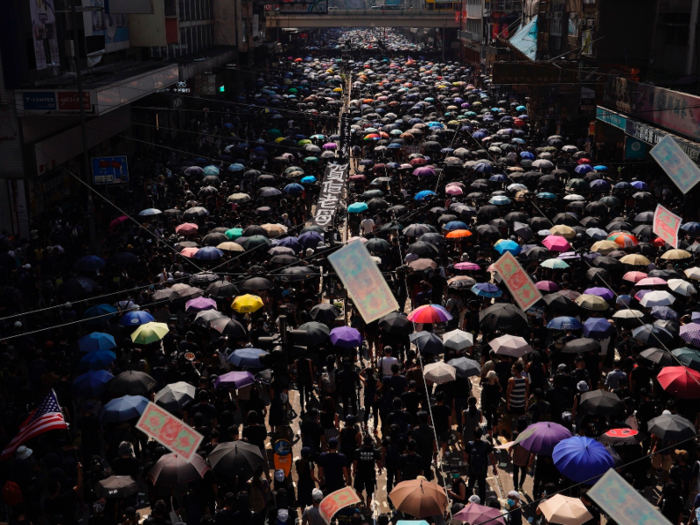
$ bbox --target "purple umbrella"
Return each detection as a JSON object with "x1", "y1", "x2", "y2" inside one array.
[
  {"x1": 323, "y1": 143, "x2": 338, "y2": 150},
  {"x1": 215, "y1": 371, "x2": 256, "y2": 389},
  {"x1": 583, "y1": 287, "x2": 614, "y2": 301},
  {"x1": 329, "y1": 326, "x2": 363, "y2": 348},
  {"x1": 185, "y1": 297, "x2": 218, "y2": 312},
  {"x1": 681, "y1": 323, "x2": 700, "y2": 348},
  {"x1": 412, "y1": 167, "x2": 436, "y2": 176},
  {"x1": 298, "y1": 231, "x2": 324, "y2": 249},
  {"x1": 515, "y1": 422, "x2": 573, "y2": 455}
]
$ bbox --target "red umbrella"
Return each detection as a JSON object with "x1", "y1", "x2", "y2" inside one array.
[
  {"x1": 110, "y1": 215, "x2": 129, "y2": 228},
  {"x1": 658, "y1": 366, "x2": 700, "y2": 399},
  {"x1": 176, "y1": 223, "x2": 199, "y2": 235}
]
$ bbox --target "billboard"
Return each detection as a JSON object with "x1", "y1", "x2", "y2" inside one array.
[
  {"x1": 83, "y1": 0, "x2": 130, "y2": 54},
  {"x1": 29, "y1": 0, "x2": 61, "y2": 70},
  {"x1": 279, "y1": 0, "x2": 328, "y2": 13},
  {"x1": 17, "y1": 90, "x2": 96, "y2": 115},
  {"x1": 650, "y1": 135, "x2": 700, "y2": 194}
]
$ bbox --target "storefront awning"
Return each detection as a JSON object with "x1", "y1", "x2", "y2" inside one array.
[{"x1": 508, "y1": 16, "x2": 538, "y2": 61}]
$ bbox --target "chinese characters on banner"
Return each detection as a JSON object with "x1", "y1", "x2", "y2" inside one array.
[
  {"x1": 653, "y1": 204, "x2": 682, "y2": 248},
  {"x1": 319, "y1": 487, "x2": 362, "y2": 524},
  {"x1": 492, "y1": 251, "x2": 542, "y2": 311},
  {"x1": 311, "y1": 164, "x2": 349, "y2": 227},
  {"x1": 588, "y1": 470, "x2": 672, "y2": 525},
  {"x1": 136, "y1": 402, "x2": 204, "y2": 462},
  {"x1": 650, "y1": 135, "x2": 700, "y2": 194},
  {"x1": 29, "y1": 0, "x2": 61, "y2": 70},
  {"x1": 328, "y1": 240, "x2": 399, "y2": 323}
]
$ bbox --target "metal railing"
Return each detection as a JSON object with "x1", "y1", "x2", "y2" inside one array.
[{"x1": 266, "y1": 8, "x2": 455, "y2": 16}]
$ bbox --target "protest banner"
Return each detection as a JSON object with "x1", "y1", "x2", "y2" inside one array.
[
  {"x1": 492, "y1": 251, "x2": 542, "y2": 311},
  {"x1": 653, "y1": 204, "x2": 682, "y2": 248},
  {"x1": 311, "y1": 163, "x2": 349, "y2": 227},
  {"x1": 588, "y1": 469, "x2": 671, "y2": 525},
  {"x1": 328, "y1": 240, "x2": 399, "y2": 323},
  {"x1": 319, "y1": 487, "x2": 362, "y2": 525},
  {"x1": 136, "y1": 402, "x2": 203, "y2": 462},
  {"x1": 650, "y1": 135, "x2": 700, "y2": 194}
]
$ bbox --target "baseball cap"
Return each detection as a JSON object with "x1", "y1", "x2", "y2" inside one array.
[
  {"x1": 507, "y1": 490, "x2": 520, "y2": 501},
  {"x1": 312, "y1": 489, "x2": 324, "y2": 502},
  {"x1": 577, "y1": 380, "x2": 589, "y2": 392}
]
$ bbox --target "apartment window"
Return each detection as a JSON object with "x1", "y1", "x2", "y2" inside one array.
[
  {"x1": 550, "y1": 11, "x2": 562, "y2": 36},
  {"x1": 661, "y1": 13, "x2": 690, "y2": 45}
]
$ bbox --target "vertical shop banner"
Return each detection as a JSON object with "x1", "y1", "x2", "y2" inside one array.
[
  {"x1": 328, "y1": 241, "x2": 399, "y2": 324},
  {"x1": 83, "y1": 0, "x2": 131, "y2": 54},
  {"x1": 653, "y1": 204, "x2": 682, "y2": 248},
  {"x1": 493, "y1": 251, "x2": 542, "y2": 311},
  {"x1": 650, "y1": 135, "x2": 700, "y2": 194},
  {"x1": 311, "y1": 163, "x2": 349, "y2": 227},
  {"x1": 340, "y1": 114, "x2": 351, "y2": 160},
  {"x1": 319, "y1": 488, "x2": 362, "y2": 525},
  {"x1": 29, "y1": 0, "x2": 61, "y2": 70},
  {"x1": 589, "y1": 470, "x2": 671, "y2": 525},
  {"x1": 136, "y1": 402, "x2": 203, "y2": 462}
]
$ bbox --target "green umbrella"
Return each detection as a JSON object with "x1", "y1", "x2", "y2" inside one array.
[
  {"x1": 298, "y1": 139, "x2": 312, "y2": 145},
  {"x1": 225, "y1": 228, "x2": 243, "y2": 240},
  {"x1": 304, "y1": 157, "x2": 319, "y2": 163},
  {"x1": 131, "y1": 322, "x2": 169, "y2": 345},
  {"x1": 242, "y1": 235, "x2": 271, "y2": 250},
  {"x1": 288, "y1": 87, "x2": 298, "y2": 93},
  {"x1": 268, "y1": 129, "x2": 282, "y2": 139},
  {"x1": 672, "y1": 347, "x2": 700, "y2": 372}
]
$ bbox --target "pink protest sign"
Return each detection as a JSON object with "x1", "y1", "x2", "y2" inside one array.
[
  {"x1": 319, "y1": 487, "x2": 362, "y2": 524},
  {"x1": 653, "y1": 204, "x2": 682, "y2": 248},
  {"x1": 136, "y1": 402, "x2": 203, "y2": 462},
  {"x1": 493, "y1": 251, "x2": 542, "y2": 311}
]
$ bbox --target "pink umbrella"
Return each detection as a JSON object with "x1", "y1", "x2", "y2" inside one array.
[
  {"x1": 185, "y1": 297, "x2": 217, "y2": 312},
  {"x1": 454, "y1": 503, "x2": 505, "y2": 525},
  {"x1": 110, "y1": 215, "x2": 129, "y2": 228},
  {"x1": 349, "y1": 174, "x2": 367, "y2": 181},
  {"x1": 536, "y1": 280, "x2": 560, "y2": 292},
  {"x1": 637, "y1": 277, "x2": 667, "y2": 286},
  {"x1": 347, "y1": 236, "x2": 368, "y2": 244},
  {"x1": 543, "y1": 235, "x2": 571, "y2": 252},
  {"x1": 445, "y1": 185, "x2": 463, "y2": 195},
  {"x1": 407, "y1": 304, "x2": 453, "y2": 323},
  {"x1": 180, "y1": 247, "x2": 199, "y2": 258},
  {"x1": 455, "y1": 262, "x2": 480, "y2": 270},
  {"x1": 176, "y1": 223, "x2": 199, "y2": 235},
  {"x1": 623, "y1": 271, "x2": 648, "y2": 283}
]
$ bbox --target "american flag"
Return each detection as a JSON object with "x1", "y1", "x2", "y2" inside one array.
[{"x1": 0, "y1": 391, "x2": 67, "y2": 460}]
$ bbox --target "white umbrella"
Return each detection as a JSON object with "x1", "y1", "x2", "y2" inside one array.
[
  {"x1": 423, "y1": 362, "x2": 457, "y2": 384},
  {"x1": 612, "y1": 309, "x2": 644, "y2": 320},
  {"x1": 563, "y1": 194, "x2": 585, "y2": 201},
  {"x1": 668, "y1": 278, "x2": 697, "y2": 297},
  {"x1": 442, "y1": 329, "x2": 474, "y2": 350},
  {"x1": 685, "y1": 267, "x2": 700, "y2": 280},
  {"x1": 538, "y1": 495, "x2": 593, "y2": 525},
  {"x1": 490, "y1": 334, "x2": 533, "y2": 357},
  {"x1": 532, "y1": 159, "x2": 554, "y2": 169},
  {"x1": 639, "y1": 290, "x2": 675, "y2": 307}
]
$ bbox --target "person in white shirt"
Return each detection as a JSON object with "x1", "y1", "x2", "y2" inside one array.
[
  {"x1": 360, "y1": 215, "x2": 375, "y2": 235},
  {"x1": 378, "y1": 346, "x2": 399, "y2": 378}
]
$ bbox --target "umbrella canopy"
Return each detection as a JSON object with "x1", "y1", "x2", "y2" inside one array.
[
  {"x1": 410, "y1": 331, "x2": 445, "y2": 354},
  {"x1": 232, "y1": 294, "x2": 264, "y2": 313},
  {"x1": 423, "y1": 362, "x2": 457, "y2": 384},
  {"x1": 442, "y1": 329, "x2": 474, "y2": 350},
  {"x1": 538, "y1": 495, "x2": 593, "y2": 525},
  {"x1": 657, "y1": 366, "x2": 700, "y2": 398},
  {"x1": 378, "y1": 312, "x2": 412, "y2": 334},
  {"x1": 647, "y1": 413, "x2": 696, "y2": 441},
  {"x1": 154, "y1": 381, "x2": 197, "y2": 413},
  {"x1": 148, "y1": 453, "x2": 210, "y2": 486},
  {"x1": 95, "y1": 476, "x2": 139, "y2": 499},
  {"x1": 490, "y1": 334, "x2": 532, "y2": 357},
  {"x1": 553, "y1": 436, "x2": 614, "y2": 483},
  {"x1": 108, "y1": 371, "x2": 157, "y2": 396},
  {"x1": 209, "y1": 441, "x2": 266, "y2": 479},
  {"x1": 447, "y1": 357, "x2": 481, "y2": 379},
  {"x1": 215, "y1": 371, "x2": 256, "y2": 389},
  {"x1": 453, "y1": 503, "x2": 505, "y2": 525},
  {"x1": 72, "y1": 369, "x2": 114, "y2": 397},
  {"x1": 227, "y1": 348, "x2": 269, "y2": 368},
  {"x1": 101, "y1": 395, "x2": 149, "y2": 423},
  {"x1": 389, "y1": 479, "x2": 448, "y2": 518},
  {"x1": 131, "y1": 322, "x2": 169, "y2": 344},
  {"x1": 407, "y1": 304, "x2": 452, "y2": 323},
  {"x1": 514, "y1": 422, "x2": 573, "y2": 455},
  {"x1": 78, "y1": 332, "x2": 116, "y2": 352},
  {"x1": 330, "y1": 326, "x2": 363, "y2": 348},
  {"x1": 579, "y1": 390, "x2": 624, "y2": 415}
]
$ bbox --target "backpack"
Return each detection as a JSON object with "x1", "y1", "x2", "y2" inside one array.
[
  {"x1": 468, "y1": 441, "x2": 488, "y2": 475},
  {"x1": 321, "y1": 369, "x2": 335, "y2": 394},
  {"x1": 248, "y1": 484, "x2": 266, "y2": 513},
  {"x1": 2, "y1": 480, "x2": 23, "y2": 506}
]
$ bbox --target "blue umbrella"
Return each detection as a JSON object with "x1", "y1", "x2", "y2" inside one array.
[
  {"x1": 586, "y1": 228, "x2": 608, "y2": 240},
  {"x1": 227, "y1": 348, "x2": 269, "y2": 368},
  {"x1": 590, "y1": 179, "x2": 611, "y2": 190},
  {"x1": 101, "y1": 395, "x2": 150, "y2": 423},
  {"x1": 120, "y1": 310, "x2": 156, "y2": 327},
  {"x1": 301, "y1": 176, "x2": 317, "y2": 183},
  {"x1": 473, "y1": 162, "x2": 493, "y2": 173},
  {"x1": 494, "y1": 240, "x2": 521, "y2": 255},
  {"x1": 276, "y1": 236, "x2": 302, "y2": 252},
  {"x1": 284, "y1": 183, "x2": 304, "y2": 194},
  {"x1": 79, "y1": 350, "x2": 116, "y2": 371},
  {"x1": 490, "y1": 174, "x2": 507, "y2": 182},
  {"x1": 472, "y1": 283, "x2": 503, "y2": 298},
  {"x1": 228, "y1": 163, "x2": 245, "y2": 172},
  {"x1": 553, "y1": 436, "x2": 614, "y2": 483},
  {"x1": 443, "y1": 221, "x2": 469, "y2": 231},
  {"x1": 138, "y1": 208, "x2": 162, "y2": 217},
  {"x1": 299, "y1": 231, "x2": 324, "y2": 249},
  {"x1": 348, "y1": 202, "x2": 369, "y2": 213},
  {"x1": 415, "y1": 190, "x2": 436, "y2": 201},
  {"x1": 73, "y1": 370, "x2": 114, "y2": 397},
  {"x1": 651, "y1": 306, "x2": 679, "y2": 321},
  {"x1": 520, "y1": 151, "x2": 535, "y2": 160},
  {"x1": 330, "y1": 326, "x2": 363, "y2": 348},
  {"x1": 547, "y1": 317, "x2": 583, "y2": 331},
  {"x1": 83, "y1": 304, "x2": 118, "y2": 324},
  {"x1": 631, "y1": 180, "x2": 648, "y2": 190},
  {"x1": 489, "y1": 196, "x2": 511, "y2": 205},
  {"x1": 75, "y1": 256, "x2": 106, "y2": 272},
  {"x1": 78, "y1": 332, "x2": 117, "y2": 352},
  {"x1": 682, "y1": 222, "x2": 700, "y2": 234},
  {"x1": 194, "y1": 247, "x2": 224, "y2": 260},
  {"x1": 583, "y1": 318, "x2": 615, "y2": 339},
  {"x1": 536, "y1": 192, "x2": 557, "y2": 200}
]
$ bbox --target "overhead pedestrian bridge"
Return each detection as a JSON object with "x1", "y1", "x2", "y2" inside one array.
[{"x1": 265, "y1": 9, "x2": 460, "y2": 29}]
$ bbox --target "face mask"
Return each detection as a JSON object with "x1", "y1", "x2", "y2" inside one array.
[
  {"x1": 451, "y1": 473, "x2": 460, "y2": 479},
  {"x1": 507, "y1": 499, "x2": 516, "y2": 507}
]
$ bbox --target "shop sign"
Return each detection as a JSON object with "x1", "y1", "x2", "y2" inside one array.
[
  {"x1": 596, "y1": 106, "x2": 627, "y2": 130},
  {"x1": 17, "y1": 90, "x2": 96, "y2": 115},
  {"x1": 625, "y1": 120, "x2": 700, "y2": 164},
  {"x1": 624, "y1": 137, "x2": 647, "y2": 160},
  {"x1": 92, "y1": 156, "x2": 129, "y2": 184}
]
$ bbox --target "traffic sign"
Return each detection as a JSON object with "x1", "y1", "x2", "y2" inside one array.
[{"x1": 92, "y1": 156, "x2": 129, "y2": 184}]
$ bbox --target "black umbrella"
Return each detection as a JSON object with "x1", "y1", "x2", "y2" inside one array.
[
  {"x1": 409, "y1": 331, "x2": 444, "y2": 354},
  {"x1": 189, "y1": 272, "x2": 219, "y2": 288},
  {"x1": 298, "y1": 322, "x2": 331, "y2": 346},
  {"x1": 202, "y1": 233, "x2": 228, "y2": 246},
  {"x1": 206, "y1": 280, "x2": 240, "y2": 298},
  {"x1": 276, "y1": 267, "x2": 320, "y2": 282},
  {"x1": 579, "y1": 390, "x2": 624, "y2": 415},
  {"x1": 476, "y1": 224, "x2": 500, "y2": 239},
  {"x1": 108, "y1": 371, "x2": 157, "y2": 396},
  {"x1": 243, "y1": 225, "x2": 268, "y2": 237},
  {"x1": 592, "y1": 256, "x2": 623, "y2": 272},
  {"x1": 541, "y1": 293, "x2": 579, "y2": 315},
  {"x1": 378, "y1": 312, "x2": 412, "y2": 335},
  {"x1": 366, "y1": 238, "x2": 392, "y2": 253},
  {"x1": 563, "y1": 338, "x2": 600, "y2": 354},
  {"x1": 447, "y1": 357, "x2": 481, "y2": 379},
  {"x1": 309, "y1": 303, "x2": 341, "y2": 324},
  {"x1": 407, "y1": 241, "x2": 440, "y2": 258},
  {"x1": 108, "y1": 252, "x2": 139, "y2": 266},
  {"x1": 95, "y1": 476, "x2": 139, "y2": 499},
  {"x1": 479, "y1": 303, "x2": 529, "y2": 331},
  {"x1": 647, "y1": 414, "x2": 696, "y2": 441},
  {"x1": 639, "y1": 347, "x2": 674, "y2": 366},
  {"x1": 154, "y1": 381, "x2": 197, "y2": 413},
  {"x1": 194, "y1": 309, "x2": 226, "y2": 328},
  {"x1": 209, "y1": 441, "x2": 266, "y2": 479},
  {"x1": 240, "y1": 277, "x2": 274, "y2": 291},
  {"x1": 148, "y1": 453, "x2": 210, "y2": 487},
  {"x1": 553, "y1": 213, "x2": 579, "y2": 226},
  {"x1": 210, "y1": 318, "x2": 247, "y2": 339}
]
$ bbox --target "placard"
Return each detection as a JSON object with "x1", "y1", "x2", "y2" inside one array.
[
  {"x1": 136, "y1": 402, "x2": 203, "y2": 462},
  {"x1": 319, "y1": 487, "x2": 362, "y2": 525},
  {"x1": 311, "y1": 163, "x2": 349, "y2": 227},
  {"x1": 650, "y1": 135, "x2": 700, "y2": 194},
  {"x1": 653, "y1": 204, "x2": 682, "y2": 248},
  {"x1": 588, "y1": 469, "x2": 671, "y2": 525},
  {"x1": 328, "y1": 240, "x2": 399, "y2": 324},
  {"x1": 492, "y1": 251, "x2": 542, "y2": 311}
]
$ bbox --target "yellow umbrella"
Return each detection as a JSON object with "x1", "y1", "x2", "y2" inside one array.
[
  {"x1": 217, "y1": 242, "x2": 245, "y2": 253},
  {"x1": 275, "y1": 137, "x2": 286, "y2": 143},
  {"x1": 575, "y1": 294, "x2": 609, "y2": 311},
  {"x1": 131, "y1": 322, "x2": 169, "y2": 344},
  {"x1": 590, "y1": 240, "x2": 618, "y2": 255},
  {"x1": 538, "y1": 495, "x2": 592, "y2": 525},
  {"x1": 550, "y1": 225, "x2": 576, "y2": 239},
  {"x1": 232, "y1": 294, "x2": 264, "y2": 314},
  {"x1": 619, "y1": 254, "x2": 651, "y2": 266},
  {"x1": 333, "y1": 87, "x2": 343, "y2": 92},
  {"x1": 661, "y1": 249, "x2": 691, "y2": 260}
]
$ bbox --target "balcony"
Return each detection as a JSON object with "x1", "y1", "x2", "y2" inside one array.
[{"x1": 485, "y1": 0, "x2": 520, "y2": 13}]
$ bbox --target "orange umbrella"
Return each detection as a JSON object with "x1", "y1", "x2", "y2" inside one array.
[
  {"x1": 446, "y1": 229, "x2": 473, "y2": 239},
  {"x1": 389, "y1": 478, "x2": 448, "y2": 518}
]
